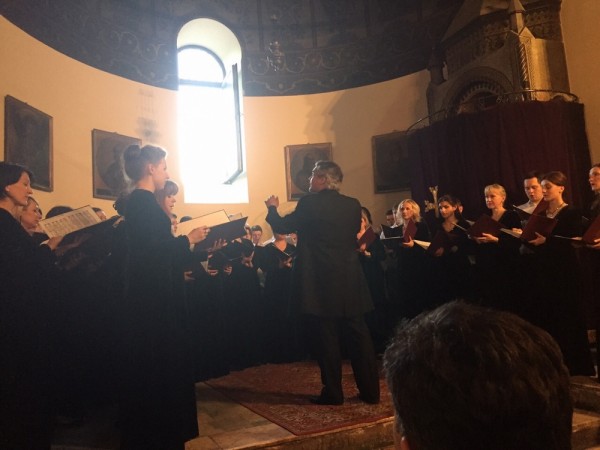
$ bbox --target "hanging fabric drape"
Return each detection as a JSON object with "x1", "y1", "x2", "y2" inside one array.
[{"x1": 407, "y1": 101, "x2": 593, "y2": 217}]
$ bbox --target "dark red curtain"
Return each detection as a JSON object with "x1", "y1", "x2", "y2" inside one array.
[{"x1": 407, "y1": 101, "x2": 593, "y2": 220}]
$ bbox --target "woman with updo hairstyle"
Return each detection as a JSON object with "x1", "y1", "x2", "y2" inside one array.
[
  {"x1": 119, "y1": 144, "x2": 209, "y2": 449},
  {"x1": 523, "y1": 170, "x2": 594, "y2": 376},
  {"x1": 394, "y1": 199, "x2": 432, "y2": 319},
  {"x1": 0, "y1": 162, "x2": 62, "y2": 448},
  {"x1": 471, "y1": 184, "x2": 521, "y2": 311}
]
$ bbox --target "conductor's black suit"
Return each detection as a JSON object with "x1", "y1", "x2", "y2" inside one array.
[{"x1": 266, "y1": 183, "x2": 380, "y2": 404}]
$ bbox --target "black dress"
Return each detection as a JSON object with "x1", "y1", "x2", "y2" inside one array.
[
  {"x1": 585, "y1": 195, "x2": 600, "y2": 364},
  {"x1": 429, "y1": 219, "x2": 476, "y2": 306},
  {"x1": 261, "y1": 242, "x2": 303, "y2": 363},
  {"x1": 358, "y1": 232, "x2": 390, "y2": 353},
  {"x1": 119, "y1": 189, "x2": 199, "y2": 449},
  {"x1": 473, "y1": 210, "x2": 521, "y2": 312},
  {"x1": 0, "y1": 208, "x2": 60, "y2": 449},
  {"x1": 395, "y1": 221, "x2": 431, "y2": 319},
  {"x1": 528, "y1": 205, "x2": 594, "y2": 376}
]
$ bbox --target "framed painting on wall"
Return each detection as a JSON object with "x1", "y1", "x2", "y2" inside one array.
[
  {"x1": 92, "y1": 129, "x2": 141, "y2": 200},
  {"x1": 284, "y1": 142, "x2": 333, "y2": 201},
  {"x1": 4, "y1": 95, "x2": 53, "y2": 191},
  {"x1": 372, "y1": 131, "x2": 410, "y2": 193}
]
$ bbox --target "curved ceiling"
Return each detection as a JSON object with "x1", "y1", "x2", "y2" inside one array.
[{"x1": 1, "y1": 0, "x2": 464, "y2": 96}]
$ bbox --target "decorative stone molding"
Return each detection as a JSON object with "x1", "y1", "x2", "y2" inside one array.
[
  {"x1": 425, "y1": 0, "x2": 568, "y2": 122},
  {"x1": 0, "y1": 0, "x2": 463, "y2": 96}
]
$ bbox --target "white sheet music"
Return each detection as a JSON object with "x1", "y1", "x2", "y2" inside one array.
[{"x1": 39, "y1": 206, "x2": 101, "y2": 238}]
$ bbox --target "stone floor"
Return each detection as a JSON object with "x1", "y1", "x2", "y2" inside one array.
[
  {"x1": 51, "y1": 376, "x2": 600, "y2": 450},
  {"x1": 51, "y1": 381, "x2": 395, "y2": 450}
]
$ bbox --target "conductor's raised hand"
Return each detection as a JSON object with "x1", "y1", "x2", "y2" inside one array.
[
  {"x1": 265, "y1": 195, "x2": 279, "y2": 208},
  {"x1": 188, "y1": 225, "x2": 210, "y2": 245}
]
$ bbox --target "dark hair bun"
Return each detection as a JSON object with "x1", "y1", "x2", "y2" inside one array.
[{"x1": 123, "y1": 144, "x2": 142, "y2": 163}]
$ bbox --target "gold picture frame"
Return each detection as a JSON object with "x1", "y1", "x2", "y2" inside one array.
[{"x1": 284, "y1": 142, "x2": 333, "y2": 201}]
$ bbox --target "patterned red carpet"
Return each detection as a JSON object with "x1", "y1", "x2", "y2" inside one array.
[{"x1": 205, "y1": 360, "x2": 394, "y2": 436}]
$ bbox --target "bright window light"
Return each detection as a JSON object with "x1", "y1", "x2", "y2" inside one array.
[{"x1": 177, "y1": 21, "x2": 247, "y2": 204}]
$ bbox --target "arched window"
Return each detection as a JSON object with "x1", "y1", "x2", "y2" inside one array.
[{"x1": 177, "y1": 19, "x2": 247, "y2": 203}]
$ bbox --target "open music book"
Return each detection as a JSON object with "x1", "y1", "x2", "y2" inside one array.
[
  {"x1": 554, "y1": 215, "x2": 600, "y2": 245},
  {"x1": 196, "y1": 216, "x2": 248, "y2": 250},
  {"x1": 403, "y1": 220, "x2": 417, "y2": 242},
  {"x1": 466, "y1": 214, "x2": 503, "y2": 238},
  {"x1": 39, "y1": 205, "x2": 101, "y2": 238},
  {"x1": 520, "y1": 213, "x2": 557, "y2": 241},
  {"x1": 511, "y1": 200, "x2": 549, "y2": 221},
  {"x1": 176, "y1": 209, "x2": 230, "y2": 237}
]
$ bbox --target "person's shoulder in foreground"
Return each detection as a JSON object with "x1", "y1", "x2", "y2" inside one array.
[{"x1": 383, "y1": 300, "x2": 572, "y2": 450}]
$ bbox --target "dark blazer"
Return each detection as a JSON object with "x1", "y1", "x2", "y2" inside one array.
[{"x1": 266, "y1": 189, "x2": 373, "y2": 318}]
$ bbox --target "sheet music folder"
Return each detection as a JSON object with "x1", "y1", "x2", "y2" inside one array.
[
  {"x1": 403, "y1": 220, "x2": 417, "y2": 242},
  {"x1": 177, "y1": 210, "x2": 230, "y2": 237},
  {"x1": 427, "y1": 230, "x2": 453, "y2": 255},
  {"x1": 357, "y1": 226, "x2": 376, "y2": 248},
  {"x1": 466, "y1": 214, "x2": 503, "y2": 238},
  {"x1": 583, "y1": 215, "x2": 600, "y2": 244},
  {"x1": 557, "y1": 215, "x2": 600, "y2": 245},
  {"x1": 195, "y1": 217, "x2": 248, "y2": 250},
  {"x1": 520, "y1": 214, "x2": 557, "y2": 241}
]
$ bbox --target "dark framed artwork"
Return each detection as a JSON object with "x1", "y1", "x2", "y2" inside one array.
[
  {"x1": 372, "y1": 131, "x2": 410, "y2": 193},
  {"x1": 92, "y1": 129, "x2": 141, "y2": 200},
  {"x1": 284, "y1": 142, "x2": 333, "y2": 201},
  {"x1": 4, "y1": 95, "x2": 53, "y2": 191}
]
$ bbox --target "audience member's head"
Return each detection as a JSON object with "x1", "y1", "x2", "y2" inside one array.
[{"x1": 383, "y1": 301, "x2": 572, "y2": 450}]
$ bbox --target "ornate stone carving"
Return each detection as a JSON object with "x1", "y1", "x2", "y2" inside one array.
[{"x1": 425, "y1": 0, "x2": 568, "y2": 122}]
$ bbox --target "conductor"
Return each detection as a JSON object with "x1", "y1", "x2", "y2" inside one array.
[{"x1": 265, "y1": 160, "x2": 380, "y2": 405}]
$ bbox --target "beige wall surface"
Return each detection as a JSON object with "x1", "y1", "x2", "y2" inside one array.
[
  {"x1": 562, "y1": 0, "x2": 600, "y2": 165},
  {"x1": 0, "y1": 17, "x2": 428, "y2": 236}
]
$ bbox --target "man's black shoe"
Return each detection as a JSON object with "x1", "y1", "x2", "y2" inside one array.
[
  {"x1": 309, "y1": 395, "x2": 343, "y2": 405},
  {"x1": 358, "y1": 394, "x2": 380, "y2": 405}
]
